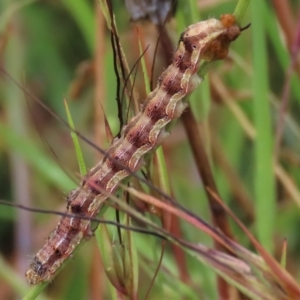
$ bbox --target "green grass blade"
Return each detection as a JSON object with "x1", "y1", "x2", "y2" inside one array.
[
  {"x1": 251, "y1": 0, "x2": 275, "y2": 253},
  {"x1": 64, "y1": 99, "x2": 87, "y2": 175},
  {"x1": 233, "y1": 0, "x2": 251, "y2": 24},
  {"x1": 280, "y1": 239, "x2": 287, "y2": 269},
  {"x1": 22, "y1": 282, "x2": 48, "y2": 300},
  {"x1": 138, "y1": 37, "x2": 151, "y2": 95}
]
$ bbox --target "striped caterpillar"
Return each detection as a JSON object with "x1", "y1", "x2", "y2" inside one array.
[{"x1": 26, "y1": 14, "x2": 242, "y2": 285}]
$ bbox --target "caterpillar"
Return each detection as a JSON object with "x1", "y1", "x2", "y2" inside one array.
[{"x1": 25, "y1": 14, "x2": 243, "y2": 285}]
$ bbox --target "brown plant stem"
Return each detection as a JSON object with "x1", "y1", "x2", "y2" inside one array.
[
  {"x1": 181, "y1": 108, "x2": 233, "y2": 239},
  {"x1": 181, "y1": 107, "x2": 242, "y2": 300},
  {"x1": 272, "y1": 0, "x2": 300, "y2": 76},
  {"x1": 210, "y1": 133, "x2": 255, "y2": 223},
  {"x1": 275, "y1": 12, "x2": 300, "y2": 158}
]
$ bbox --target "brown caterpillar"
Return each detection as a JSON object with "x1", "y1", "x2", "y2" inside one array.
[{"x1": 25, "y1": 14, "x2": 242, "y2": 285}]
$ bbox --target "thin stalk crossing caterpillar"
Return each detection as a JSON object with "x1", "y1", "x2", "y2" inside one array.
[{"x1": 25, "y1": 14, "x2": 243, "y2": 285}]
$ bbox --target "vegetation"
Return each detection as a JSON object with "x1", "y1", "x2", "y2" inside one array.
[{"x1": 0, "y1": 0, "x2": 300, "y2": 299}]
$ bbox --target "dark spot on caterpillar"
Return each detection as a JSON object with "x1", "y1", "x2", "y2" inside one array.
[
  {"x1": 54, "y1": 248, "x2": 62, "y2": 258},
  {"x1": 144, "y1": 99, "x2": 167, "y2": 122},
  {"x1": 182, "y1": 33, "x2": 206, "y2": 53},
  {"x1": 127, "y1": 124, "x2": 152, "y2": 149},
  {"x1": 70, "y1": 203, "x2": 82, "y2": 214},
  {"x1": 55, "y1": 238, "x2": 72, "y2": 257},
  {"x1": 162, "y1": 74, "x2": 184, "y2": 96}
]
